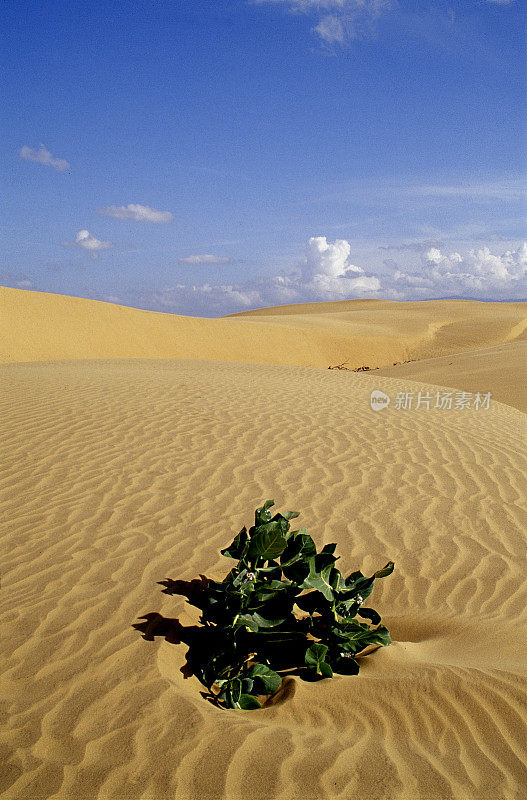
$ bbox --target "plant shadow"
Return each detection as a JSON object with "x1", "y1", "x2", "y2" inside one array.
[{"x1": 134, "y1": 576, "x2": 305, "y2": 706}]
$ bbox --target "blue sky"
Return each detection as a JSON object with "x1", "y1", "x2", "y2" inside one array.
[{"x1": 1, "y1": 0, "x2": 526, "y2": 315}]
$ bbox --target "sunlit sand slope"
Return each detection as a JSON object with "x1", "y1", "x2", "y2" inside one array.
[
  {"x1": 1, "y1": 359, "x2": 526, "y2": 800},
  {"x1": 373, "y1": 340, "x2": 527, "y2": 413},
  {"x1": 1, "y1": 287, "x2": 525, "y2": 372}
]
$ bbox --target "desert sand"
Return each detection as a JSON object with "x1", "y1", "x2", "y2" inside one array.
[{"x1": 1, "y1": 288, "x2": 526, "y2": 800}]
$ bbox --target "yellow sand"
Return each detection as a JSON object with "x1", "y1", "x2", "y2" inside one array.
[
  {"x1": 1, "y1": 287, "x2": 526, "y2": 373},
  {"x1": 373, "y1": 339, "x2": 527, "y2": 412},
  {"x1": 1, "y1": 289, "x2": 527, "y2": 800}
]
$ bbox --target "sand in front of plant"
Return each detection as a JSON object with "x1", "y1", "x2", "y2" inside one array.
[{"x1": 2, "y1": 356, "x2": 526, "y2": 800}]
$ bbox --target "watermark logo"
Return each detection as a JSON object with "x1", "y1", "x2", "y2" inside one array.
[
  {"x1": 370, "y1": 390, "x2": 391, "y2": 411},
  {"x1": 370, "y1": 389, "x2": 492, "y2": 411}
]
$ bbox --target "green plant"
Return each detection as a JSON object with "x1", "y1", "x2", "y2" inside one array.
[{"x1": 171, "y1": 501, "x2": 393, "y2": 709}]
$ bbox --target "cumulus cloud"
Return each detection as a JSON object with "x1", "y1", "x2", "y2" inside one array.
[
  {"x1": 144, "y1": 237, "x2": 527, "y2": 315},
  {"x1": 254, "y1": 0, "x2": 395, "y2": 42},
  {"x1": 144, "y1": 236, "x2": 381, "y2": 315},
  {"x1": 178, "y1": 254, "x2": 235, "y2": 264},
  {"x1": 387, "y1": 241, "x2": 527, "y2": 299},
  {"x1": 20, "y1": 144, "x2": 70, "y2": 172},
  {"x1": 62, "y1": 230, "x2": 113, "y2": 257},
  {"x1": 98, "y1": 204, "x2": 174, "y2": 223}
]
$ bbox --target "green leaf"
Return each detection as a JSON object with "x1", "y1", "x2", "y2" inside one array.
[
  {"x1": 315, "y1": 551, "x2": 339, "y2": 571},
  {"x1": 331, "y1": 570, "x2": 347, "y2": 592},
  {"x1": 220, "y1": 527, "x2": 248, "y2": 560},
  {"x1": 232, "y1": 569, "x2": 251, "y2": 587},
  {"x1": 247, "y1": 664, "x2": 282, "y2": 694},
  {"x1": 319, "y1": 661, "x2": 333, "y2": 679},
  {"x1": 345, "y1": 570, "x2": 364, "y2": 586},
  {"x1": 255, "y1": 500, "x2": 274, "y2": 526},
  {"x1": 280, "y1": 536, "x2": 305, "y2": 567},
  {"x1": 368, "y1": 625, "x2": 392, "y2": 646},
  {"x1": 374, "y1": 561, "x2": 395, "y2": 579},
  {"x1": 302, "y1": 559, "x2": 334, "y2": 601},
  {"x1": 295, "y1": 590, "x2": 327, "y2": 615},
  {"x1": 305, "y1": 643, "x2": 328, "y2": 669},
  {"x1": 238, "y1": 694, "x2": 261, "y2": 710},
  {"x1": 357, "y1": 607, "x2": 382, "y2": 625},
  {"x1": 281, "y1": 511, "x2": 300, "y2": 520},
  {"x1": 251, "y1": 611, "x2": 288, "y2": 628},
  {"x1": 333, "y1": 655, "x2": 360, "y2": 676},
  {"x1": 340, "y1": 576, "x2": 375, "y2": 601},
  {"x1": 235, "y1": 614, "x2": 259, "y2": 632},
  {"x1": 256, "y1": 561, "x2": 282, "y2": 579},
  {"x1": 230, "y1": 677, "x2": 242, "y2": 705},
  {"x1": 282, "y1": 560, "x2": 310, "y2": 584},
  {"x1": 252, "y1": 629, "x2": 305, "y2": 643},
  {"x1": 248, "y1": 528, "x2": 287, "y2": 561},
  {"x1": 270, "y1": 513, "x2": 292, "y2": 533}
]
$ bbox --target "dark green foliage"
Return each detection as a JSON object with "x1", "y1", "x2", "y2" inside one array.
[{"x1": 168, "y1": 501, "x2": 394, "y2": 710}]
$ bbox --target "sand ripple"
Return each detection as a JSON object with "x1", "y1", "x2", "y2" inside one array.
[{"x1": 1, "y1": 359, "x2": 526, "y2": 799}]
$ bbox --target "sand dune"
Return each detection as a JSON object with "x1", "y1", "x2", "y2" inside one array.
[
  {"x1": 373, "y1": 339, "x2": 527, "y2": 413},
  {"x1": 1, "y1": 287, "x2": 526, "y2": 375},
  {"x1": 1, "y1": 357, "x2": 526, "y2": 800}
]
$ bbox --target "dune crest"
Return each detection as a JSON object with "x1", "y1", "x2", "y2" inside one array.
[{"x1": 1, "y1": 286, "x2": 525, "y2": 370}]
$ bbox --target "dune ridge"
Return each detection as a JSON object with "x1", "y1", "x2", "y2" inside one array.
[
  {"x1": 1, "y1": 286, "x2": 526, "y2": 370},
  {"x1": 1, "y1": 358, "x2": 526, "y2": 800}
]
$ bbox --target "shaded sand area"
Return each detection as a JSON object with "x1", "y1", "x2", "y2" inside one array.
[{"x1": 1, "y1": 357, "x2": 527, "y2": 800}]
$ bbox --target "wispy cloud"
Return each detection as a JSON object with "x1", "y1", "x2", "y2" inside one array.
[
  {"x1": 178, "y1": 254, "x2": 235, "y2": 264},
  {"x1": 378, "y1": 239, "x2": 442, "y2": 252},
  {"x1": 98, "y1": 203, "x2": 174, "y2": 223},
  {"x1": 253, "y1": 0, "x2": 395, "y2": 42},
  {"x1": 20, "y1": 144, "x2": 70, "y2": 172},
  {"x1": 62, "y1": 230, "x2": 113, "y2": 257},
  {"x1": 0, "y1": 271, "x2": 34, "y2": 289},
  {"x1": 406, "y1": 179, "x2": 526, "y2": 202},
  {"x1": 254, "y1": 0, "x2": 515, "y2": 43}
]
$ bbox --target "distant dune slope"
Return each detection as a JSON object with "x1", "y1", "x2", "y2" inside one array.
[
  {"x1": 373, "y1": 340, "x2": 527, "y2": 413},
  {"x1": 1, "y1": 359, "x2": 526, "y2": 800},
  {"x1": 1, "y1": 287, "x2": 526, "y2": 370}
]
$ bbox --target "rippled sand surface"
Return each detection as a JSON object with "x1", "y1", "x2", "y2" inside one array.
[{"x1": 1, "y1": 358, "x2": 526, "y2": 799}]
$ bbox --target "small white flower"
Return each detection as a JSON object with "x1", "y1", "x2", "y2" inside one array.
[
  {"x1": 356, "y1": 594, "x2": 364, "y2": 605},
  {"x1": 246, "y1": 572, "x2": 256, "y2": 582}
]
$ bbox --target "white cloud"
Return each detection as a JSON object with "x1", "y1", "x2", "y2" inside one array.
[
  {"x1": 406, "y1": 179, "x2": 526, "y2": 202},
  {"x1": 150, "y1": 283, "x2": 262, "y2": 316},
  {"x1": 148, "y1": 238, "x2": 527, "y2": 314},
  {"x1": 253, "y1": 0, "x2": 395, "y2": 42},
  {"x1": 388, "y1": 241, "x2": 527, "y2": 298},
  {"x1": 62, "y1": 230, "x2": 113, "y2": 257},
  {"x1": 16, "y1": 280, "x2": 33, "y2": 289},
  {"x1": 178, "y1": 254, "x2": 235, "y2": 264},
  {"x1": 98, "y1": 204, "x2": 174, "y2": 223},
  {"x1": 315, "y1": 15, "x2": 345, "y2": 42},
  {"x1": 20, "y1": 144, "x2": 70, "y2": 172},
  {"x1": 144, "y1": 236, "x2": 381, "y2": 315}
]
